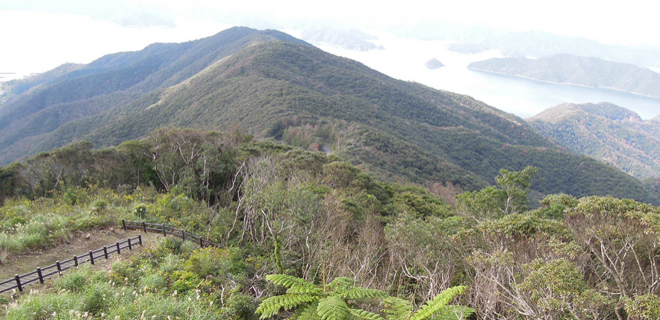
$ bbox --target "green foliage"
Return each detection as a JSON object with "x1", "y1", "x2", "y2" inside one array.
[
  {"x1": 478, "y1": 213, "x2": 571, "y2": 239},
  {"x1": 258, "y1": 275, "x2": 471, "y2": 320},
  {"x1": 381, "y1": 286, "x2": 473, "y2": 320},
  {"x1": 456, "y1": 166, "x2": 537, "y2": 222},
  {"x1": 518, "y1": 258, "x2": 589, "y2": 316},
  {"x1": 625, "y1": 294, "x2": 660, "y2": 320},
  {"x1": 256, "y1": 274, "x2": 387, "y2": 320},
  {"x1": 410, "y1": 286, "x2": 471, "y2": 320}
]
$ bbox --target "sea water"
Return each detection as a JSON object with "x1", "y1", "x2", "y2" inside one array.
[{"x1": 317, "y1": 32, "x2": 660, "y2": 120}]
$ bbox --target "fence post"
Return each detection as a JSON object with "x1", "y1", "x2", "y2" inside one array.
[
  {"x1": 73, "y1": 255, "x2": 78, "y2": 267},
  {"x1": 181, "y1": 229, "x2": 185, "y2": 241},
  {"x1": 116, "y1": 241, "x2": 121, "y2": 255},
  {"x1": 103, "y1": 246, "x2": 109, "y2": 259},
  {"x1": 122, "y1": 219, "x2": 127, "y2": 231},
  {"x1": 162, "y1": 224, "x2": 166, "y2": 236},
  {"x1": 15, "y1": 275, "x2": 22, "y2": 292},
  {"x1": 89, "y1": 250, "x2": 95, "y2": 265},
  {"x1": 142, "y1": 221, "x2": 147, "y2": 233},
  {"x1": 56, "y1": 261, "x2": 62, "y2": 272},
  {"x1": 199, "y1": 237, "x2": 203, "y2": 248},
  {"x1": 128, "y1": 238, "x2": 132, "y2": 250},
  {"x1": 138, "y1": 234, "x2": 143, "y2": 246},
  {"x1": 37, "y1": 267, "x2": 44, "y2": 284}
]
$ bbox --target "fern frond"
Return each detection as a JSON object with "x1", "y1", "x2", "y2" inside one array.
[
  {"x1": 255, "y1": 294, "x2": 319, "y2": 319},
  {"x1": 317, "y1": 296, "x2": 350, "y2": 320},
  {"x1": 327, "y1": 277, "x2": 355, "y2": 292},
  {"x1": 381, "y1": 297, "x2": 413, "y2": 320},
  {"x1": 348, "y1": 307, "x2": 386, "y2": 320},
  {"x1": 292, "y1": 302, "x2": 321, "y2": 320},
  {"x1": 431, "y1": 306, "x2": 476, "y2": 320},
  {"x1": 266, "y1": 274, "x2": 323, "y2": 295},
  {"x1": 337, "y1": 288, "x2": 387, "y2": 300},
  {"x1": 411, "y1": 286, "x2": 468, "y2": 320}
]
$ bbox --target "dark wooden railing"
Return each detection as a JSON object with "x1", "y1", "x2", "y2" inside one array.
[
  {"x1": 121, "y1": 219, "x2": 219, "y2": 248},
  {"x1": 1, "y1": 220, "x2": 220, "y2": 295},
  {"x1": 0, "y1": 235, "x2": 142, "y2": 294}
]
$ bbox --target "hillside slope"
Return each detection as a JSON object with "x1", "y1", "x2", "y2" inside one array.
[
  {"x1": 0, "y1": 28, "x2": 657, "y2": 203},
  {"x1": 468, "y1": 54, "x2": 660, "y2": 98},
  {"x1": 0, "y1": 27, "x2": 305, "y2": 162},
  {"x1": 529, "y1": 102, "x2": 660, "y2": 179}
]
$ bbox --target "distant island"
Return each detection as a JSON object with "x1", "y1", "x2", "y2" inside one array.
[
  {"x1": 424, "y1": 58, "x2": 444, "y2": 69},
  {"x1": 301, "y1": 28, "x2": 383, "y2": 51},
  {"x1": 444, "y1": 30, "x2": 660, "y2": 69},
  {"x1": 469, "y1": 54, "x2": 660, "y2": 99}
]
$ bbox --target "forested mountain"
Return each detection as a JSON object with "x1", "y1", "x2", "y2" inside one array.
[
  {"x1": 0, "y1": 27, "x2": 657, "y2": 203},
  {"x1": 529, "y1": 102, "x2": 660, "y2": 179},
  {"x1": 469, "y1": 54, "x2": 660, "y2": 98}
]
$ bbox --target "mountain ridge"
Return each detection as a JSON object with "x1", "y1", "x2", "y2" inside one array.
[{"x1": 0, "y1": 27, "x2": 657, "y2": 203}]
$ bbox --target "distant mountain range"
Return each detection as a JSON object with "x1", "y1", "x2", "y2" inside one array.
[
  {"x1": 445, "y1": 30, "x2": 660, "y2": 69},
  {"x1": 301, "y1": 28, "x2": 383, "y2": 51},
  {"x1": 1, "y1": 27, "x2": 657, "y2": 204},
  {"x1": 469, "y1": 54, "x2": 660, "y2": 99},
  {"x1": 529, "y1": 102, "x2": 660, "y2": 179}
]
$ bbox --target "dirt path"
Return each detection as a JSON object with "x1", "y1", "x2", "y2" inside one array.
[{"x1": 0, "y1": 227, "x2": 162, "y2": 294}]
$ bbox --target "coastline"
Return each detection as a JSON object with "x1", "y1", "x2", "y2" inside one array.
[{"x1": 468, "y1": 67, "x2": 660, "y2": 100}]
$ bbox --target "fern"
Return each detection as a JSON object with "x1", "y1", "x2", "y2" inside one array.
[
  {"x1": 349, "y1": 308, "x2": 386, "y2": 320},
  {"x1": 266, "y1": 274, "x2": 323, "y2": 294},
  {"x1": 431, "y1": 306, "x2": 475, "y2": 320},
  {"x1": 381, "y1": 297, "x2": 413, "y2": 320},
  {"x1": 317, "y1": 296, "x2": 350, "y2": 320},
  {"x1": 410, "y1": 286, "x2": 467, "y2": 320},
  {"x1": 256, "y1": 294, "x2": 319, "y2": 319},
  {"x1": 292, "y1": 302, "x2": 322, "y2": 320},
  {"x1": 337, "y1": 288, "x2": 387, "y2": 300}
]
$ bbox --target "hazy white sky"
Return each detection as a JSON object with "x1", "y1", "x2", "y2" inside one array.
[{"x1": 1, "y1": 0, "x2": 658, "y2": 75}]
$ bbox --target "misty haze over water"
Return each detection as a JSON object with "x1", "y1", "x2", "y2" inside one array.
[{"x1": 315, "y1": 33, "x2": 660, "y2": 120}]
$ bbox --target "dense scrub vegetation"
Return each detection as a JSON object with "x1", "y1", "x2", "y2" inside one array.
[{"x1": 2, "y1": 128, "x2": 660, "y2": 319}]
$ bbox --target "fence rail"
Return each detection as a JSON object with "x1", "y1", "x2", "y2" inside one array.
[
  {"x1": 0, "y1": 235, "x2": 143, "y2": 294},
  {"x1": 1, "y1": 220, "x2": 218, "y2": 295},
  {"x1": 121, "y1": 219, "x2": 219, "y2": 248}
]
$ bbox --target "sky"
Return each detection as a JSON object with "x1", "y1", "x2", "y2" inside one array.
[{"x1": 2, "y1": 0, "x2": 659, "y2": 76}]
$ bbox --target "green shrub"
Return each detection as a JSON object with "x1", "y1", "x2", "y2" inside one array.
[
  {"x1": 140, "y1": 273, "x2": 167, "y2": 292},
  {"x1": 171, "y1": 270, "x2": 200, "y2": 293},
  {"x1": 83, "y1": 283, "x2": 112, "y2": 315},
  {"x1": 55, "y1": 269, "x2": 88, "y2": 293}
]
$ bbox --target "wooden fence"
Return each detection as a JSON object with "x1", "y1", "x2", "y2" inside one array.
[
  {"x1": 0, "y1": 235, "x2": 142, "y2": 294},
  {"x1": 121, "y1": 219, "x2": 219, "y2": 248},
  {"x1": 1, "y1": 220, "x2": 219, "y2": 295}
]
